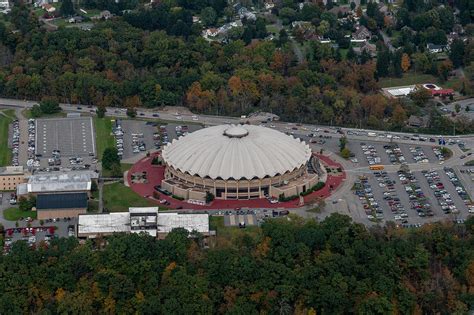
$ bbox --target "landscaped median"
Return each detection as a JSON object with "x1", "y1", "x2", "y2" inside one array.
[
  {"x1": 0, "y1": 109, "x2": 16, "y2": 166},
  {"x1": 93, "y1": 117, "x2": 115, "y2": 160}
]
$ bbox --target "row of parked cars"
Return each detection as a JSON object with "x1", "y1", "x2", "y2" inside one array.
[
  {"x1": 384, "y1": 144, "x2": 407, "y2": 165},
  {"x1": 421, "y1": 169, "x2": 458, "y2": 215},
  {"x1": 131, "y1": 133, "x2": 146, "y2": 154},
  {"x1": 374, "y1": 171, "x2": 409, "y2": 222},
  {"x1": 399, "y1": 170, "x2": 434, "y2": 217},
  {"x1": 10, "y1": 120, "x2": 20, "y2": 166},
  {"x1": 26, "y1": 119, "x2": 40, "y2": 169},
  {"x1": 361, "y1": 143, "x2": 381, "y2": 166},
  {"x1": 354, "y1": 176, "x2": 384, "y2": 222},
  {"x1": 409, "y1": 146, "x2": 429, "y2": 164},
  {"x1": 113, "y1": 120, "x2": 124, "y2": 158},
  {"x1": 443, "y1": 167, "x2": 473, "y2": 213}
]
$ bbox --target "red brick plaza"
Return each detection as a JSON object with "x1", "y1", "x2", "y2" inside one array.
[{"x1": 127, "y1": 152, "x2": 346, "y2": 210}]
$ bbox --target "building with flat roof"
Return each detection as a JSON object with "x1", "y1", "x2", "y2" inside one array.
[
  {"x1": 77, "y1": 207, "x2": 211, "y2": 239},
  {"x1": 36, "y1": 192, "x2": 88, "y2": 220},
  {"x1": 17, "y1": 170, "x2": 97, "y2": 196},
  {"x1": 0, "y1": 166, "x2": 26, "y2": 191}
]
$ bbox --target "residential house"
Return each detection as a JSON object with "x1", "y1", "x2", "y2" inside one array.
[
  {"x1": 427, "y1": 43, "x2": 446, "y2": 53},
  {"x1": 354, "y1": 42, "x2": 377, "y2": 57},
  {"x1": 329, "y1": 6, "x2": 351, "y2": 17},
  {"x1": 42, "y1": 3, "x2": 56, "y2": 13},
  {"x1": 353, "y1": 25, "x2": 371, "y2": 40},
  {"x1": 203, "y1": 28, "x2": 219, "y2": 37},
  {"x1": 264, "y1": 0, "x2": 274, "y2": 10},
  {"x1": 407, "y1": 115, "x2": 429, "y2": 128}
]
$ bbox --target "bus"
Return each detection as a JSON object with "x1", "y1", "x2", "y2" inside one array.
[{"x1": 369, "y1": 165, "x2": 385, "y2": 171}]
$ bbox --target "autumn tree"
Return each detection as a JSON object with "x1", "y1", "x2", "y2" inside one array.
[{"x1": 401, "y1": 53, "x2": 410, "y2": 72}]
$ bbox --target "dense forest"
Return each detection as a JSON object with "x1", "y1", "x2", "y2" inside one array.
[
  {"x1": 0, "y1": 214, "x2": 473, "y2": 314},
  {"x1": 0, "y1": 0, "x2": 473, "y2": 132}
]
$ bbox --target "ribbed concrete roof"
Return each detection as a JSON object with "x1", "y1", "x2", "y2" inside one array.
[{"x1": 162, "y1": 125, "x2": 312, "y2": 180}]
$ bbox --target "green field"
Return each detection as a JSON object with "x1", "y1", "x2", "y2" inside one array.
[
  {"x1": 103, "y1": 182, "x2": 156, "y2": 212},
  {"x1": 209, "y1": 216, "x2": 262, "y2": 241},
  {"x1": 93, "y1": 117, "x2": 115, "y2": 160},
  {"x1": 3, "y1": 207, "x2": 37, "y2": 221},
  {"x1": 0, "y1": 110, "x2": 16, "y2": 166},
  {"x1": 378, "y1": 73, "x2": 438, "y2": 88}
]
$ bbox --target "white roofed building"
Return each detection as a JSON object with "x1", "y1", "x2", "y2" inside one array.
[
  {"x1": 17, "y1": 170, "x2": 98, "y2": 196},
  {"x1": 160, "y1": 124, "x2": 323, "y2": 201},
  {"x1": 77, "y1": 207, "x2": 211, "y2": 239}
]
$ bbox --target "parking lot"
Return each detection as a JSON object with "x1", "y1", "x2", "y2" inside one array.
[
  {"x1": 118, "y1": 120, "x2": 202, "y2": 160},
  {"x1": 35, "y1": 117, "x2": 96, "y2": 157}
]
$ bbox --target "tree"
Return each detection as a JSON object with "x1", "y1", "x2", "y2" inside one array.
[
  {"x1": 200, "y1": 7, "x2": 217, "y2": 27},
  {"x1": 437, "y1": 59, "x2": 453, "y2": 82},
  {"x1": 126, "y1": 107, "x2": 136, "y2": 118},
  {"x1": 410, "y1": 88, "x2": 431, "y2": 107},
  {"x1": 346, "y1": 46, "x2": 356, "y2": 61},
  {"x1": 455, "y1": 103, "x2": 461, "y2": 113},
  {"x1": 376, "y1": 49, "x2": 390, "y2": 77},
  {"x1": 102, "y1": 147, "x2": 120, "y2": 170},
  {"x1": 340, "y1": 147, "x2": 351, "y2": 159},
  {"x1": 30, "y1": 105, "x2": 43, "y2": 118},
  {"x1": 96, "y1": 105, "x2": 106, "y2": 118},
  {"x1": 205, "y1": 191, "x2": 214, "y2": 203},
  {"x1": 39, "y1": 100, "x2": 61, "y2": 115},
  {"x1": 278, "y1": 29, "x2": 289, "y2": 46},
  {"x1": 449, "y1": 39, "x2": 465, "y2": 68},
  {"x1": 401, "y1": 53, "x2": 410, "y2": 72},
  {"x1": 466, "y1": 105, "x2": 470, "y2": 112},
  {"x1": 350, "y1": 2, "x2": 356, "y2": 10},
  {"x1": 339, "y1": 136, "x2": 347, "y2": 151},
  {"x1": 60, "y1": 0, "x2": 75, "y2": 16}
]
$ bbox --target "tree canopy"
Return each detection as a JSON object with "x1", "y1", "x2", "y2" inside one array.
[{"x1": 0, "y1": 214, "x2": 473, "y2": 314}]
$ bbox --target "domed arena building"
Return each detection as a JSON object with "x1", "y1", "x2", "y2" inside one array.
[{"x1": 160, "y1": 124, "x2": 325, "y2": 201}]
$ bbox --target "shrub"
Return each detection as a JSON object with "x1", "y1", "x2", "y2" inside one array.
[{"x1": 172, "y1": 195, "x2": 184, "y2": 201}]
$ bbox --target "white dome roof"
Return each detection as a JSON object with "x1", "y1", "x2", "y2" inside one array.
[{"x1": 161, "y1": 124, "x2": 312, "y2": 180}]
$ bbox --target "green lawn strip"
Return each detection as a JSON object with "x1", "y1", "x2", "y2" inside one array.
[
  {"x1": 3, "y1": 207, "x2": 37, "y2": 221},
  {"x1": 0, "y1": 110, "x2": 16, "y2": 166},
  {"x1": 378, "y1": 73, "x2": 438, "y2": 88},
  {"x1": 103, "y1": 182, "x2": 156, "y2": 212},
  {"x1": 93, "y1": 117, "x2": 115, "y2": 160}
]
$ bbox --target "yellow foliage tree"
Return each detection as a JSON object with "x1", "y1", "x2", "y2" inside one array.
[{"x1": 401, "y1": 53, "x2": 410, "y2": 72}]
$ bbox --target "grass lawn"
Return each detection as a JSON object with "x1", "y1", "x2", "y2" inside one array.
[
  {"x1": 210, "y1": 216, "x2": 262, "y2": 241},
  {"x1": 93, "y1": 117, "x2": 115, "y2": 160},
  {"x1": 378, "y1": 73, "x2": 438, "y2": 88},
  {"x1": 101, "y1": 163, "x2": 133, "y2": 178},
  {"x1": 3, "y1": 207, "x2": 37, "y2": 221},
  {"x1": 266, "y1": 24, "x2": 279, "y2": 34},
  {"x1": 0, "y1": 110, "x2": 16, "y2": 166},
  {"x1": 103, "y1": 182, "x2": 156, "y2": 212}
]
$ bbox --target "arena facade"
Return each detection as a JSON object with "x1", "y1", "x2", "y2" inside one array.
[{"x1": 160, "y1": 125, "x2": 325, "y2": 201}]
